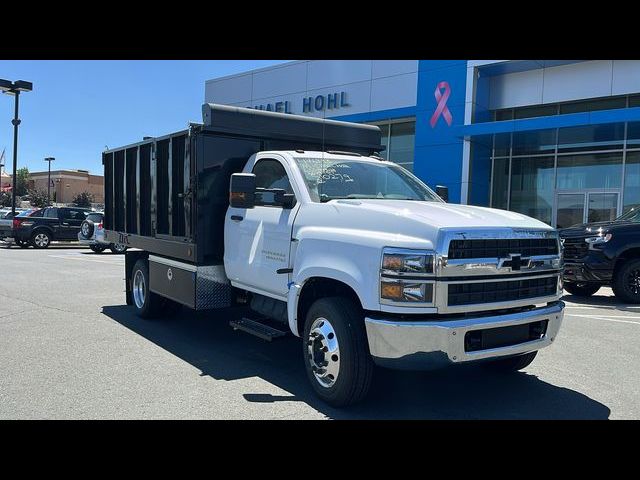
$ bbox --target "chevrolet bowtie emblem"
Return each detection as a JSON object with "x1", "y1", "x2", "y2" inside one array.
[{"x1": 498, "y1": 253, "x2": 531, "y2": 271}]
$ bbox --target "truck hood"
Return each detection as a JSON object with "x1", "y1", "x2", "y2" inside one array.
[{"x1": 329, "y1": 199, "x2": 553, "y2": 230}]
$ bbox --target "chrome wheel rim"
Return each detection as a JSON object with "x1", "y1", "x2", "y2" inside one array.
[
  {"x1": 307, "y1": 317, "x2": 340, "y2": 388},
  {"x1": 627, "y1": 268, "x2": 640, "y2": 296},
  {"x1": 113, "y1": 243, "x2": 126, "y2": 253},
  {"x1": 133, "y1": 269, "x2": 146, "y2": 309},
  {"x1": 34, "y1": 233, "x2": 49, "y2": 247}
]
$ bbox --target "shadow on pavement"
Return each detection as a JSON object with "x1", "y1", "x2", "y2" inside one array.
[
  {"x1": 562, "y1": 292, "x2": 639, "y2": 312},
  {"x1": 102, "y1": 304, "x2": 610, "y2": 420}
]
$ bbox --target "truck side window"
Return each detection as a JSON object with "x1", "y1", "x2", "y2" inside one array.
[{"x1": 252, "y1": 159, "x2": 295, "y2": 207}]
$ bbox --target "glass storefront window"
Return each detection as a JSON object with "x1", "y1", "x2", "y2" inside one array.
[
  {"x1": 510, "y1": 156, "x2": 555, "y2": 225},
  {"x1": 559, "y1": 96, "x2": 627, "y2": 114},
  {"x1": 367, "y1": 119, "x2": 415, "y2": 172},
  {"x1": 624, "y1": 151, "x2": 640, "y2": 214},
  {"x1": 388, "y1": 122, "x2": 415, "y2": 171},
  {"x1": 514, "y1": 104, "x2": 558, "y2": 119},
  {"x1": 493, "y1": 133, "x2": 510, "y2": 157},
  {"x1": 512, "y1": 129, "x2": 556, "y2": 156},
  {"x1": 378, "y1": 124, "x2": 390, "y2": 160},
  {"x1": 557, "y1": 124, "x2": 624, "y2": 152},
  {"x1": 627, "y1": 122, "x2": 640, "y2": 147},
  {"x1": 491, "y1": 157, "x2": 509, "y2": 210},
  {"x1": 556, "y1": 152, "x2": 622, "y2": 190}
]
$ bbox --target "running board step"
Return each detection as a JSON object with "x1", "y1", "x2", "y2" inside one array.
[{"x1": 229, "y1": 317, "x2": 287, "y2": 342}]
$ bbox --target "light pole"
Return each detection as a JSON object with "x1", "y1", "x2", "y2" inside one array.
[
  {"x1": 44, "y1": 157, "x2": 55, "y2": 205},
  {"x1": 0, "y1": 79, "x2": 33, "y2": 215}
]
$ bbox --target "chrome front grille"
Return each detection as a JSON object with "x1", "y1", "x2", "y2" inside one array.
[{"x1": 432, "y1": 228, "x2": 563, "y2": 314}]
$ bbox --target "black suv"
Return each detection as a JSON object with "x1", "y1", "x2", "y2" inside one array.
[
  {"x1": 560, "y1": 206, "x2": 640, "y2": 303},
  {"x1": 12, "y1": 206, "x2": 91, "y2": 249}
]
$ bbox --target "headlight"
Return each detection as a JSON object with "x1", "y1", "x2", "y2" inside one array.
[
  {"x1": 585, "y1": 233, "x2": 612, "y2": 245},
  {"x1": 380, "y1": 279, "x2": 433, "y2": 303},
  {"x1": 381, "y1": 249, "x2": 434, "y2": 275}
]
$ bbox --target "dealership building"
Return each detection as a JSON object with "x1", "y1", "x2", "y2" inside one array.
[{"x1": 205, "y1": 60, "x2": 640, "y2": 228}]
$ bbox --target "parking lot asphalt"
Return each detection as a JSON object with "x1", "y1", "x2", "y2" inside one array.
[{"x1": 1, "y1": 245, "x2": 639, "y2": 419}]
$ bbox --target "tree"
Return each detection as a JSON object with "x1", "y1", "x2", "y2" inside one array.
[
  {"x1": 15, "y1": 167, "x2": 29, "y2": 196},
  {"x1": 72, "y1": 191, "x2": 94, "y2": 208},
  {"x1": 28, "y1": 189, "x2": 49, "y2": 208}
]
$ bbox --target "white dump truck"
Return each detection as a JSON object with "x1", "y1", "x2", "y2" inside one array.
[{"x1": 104, "y1": 104, "x2": 565, "y2": 406}]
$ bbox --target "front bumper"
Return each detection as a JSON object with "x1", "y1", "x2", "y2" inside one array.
[
  {"x1": 365, "y1": 301, "x2": 564, "y2": 370},
  {"x1": 563, "y1": 251, "x2": 614, "y2": 284}
]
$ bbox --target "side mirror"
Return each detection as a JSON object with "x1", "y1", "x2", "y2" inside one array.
[
  {"x1": 435, "y1": 185, "x2": 449, "y2": 202},
  {"x1": 230, "y1": 173, "x2": 256, "y2": 209}
]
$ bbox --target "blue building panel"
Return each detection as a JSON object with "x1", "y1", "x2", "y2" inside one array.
[{"x1": 414, "y1": 60, "x2": 469, "y2": 203}]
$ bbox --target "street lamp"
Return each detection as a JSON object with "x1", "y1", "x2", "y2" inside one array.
[
  {"x1": 0, "y1": 79, "x2": 33, "y2": 215},
  {"x1": 44, "y1": 157, "x2": 55, "y2": 205}
]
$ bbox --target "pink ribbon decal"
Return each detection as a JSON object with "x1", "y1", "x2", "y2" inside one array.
[{"x1": 430, "y1": 81, "x2": 453, "y2": 128}]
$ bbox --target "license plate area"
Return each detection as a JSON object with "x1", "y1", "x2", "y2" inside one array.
[{"x1": 464, "y1": 320, "x2": 548, "y2": 353}]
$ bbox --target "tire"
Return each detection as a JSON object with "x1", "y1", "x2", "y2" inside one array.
[
  {"x1": 15, "y1": 239, "x2": 29, "y2": 248},
  {"x1": 89, "y1": 244, "x2": 106, "y2": 253},
  {"x1": 31, "y1": 230, "x2": 51, "y2": 249},
  {"x1": 131, "y1": 259, "x2": 164, "y2": 318},
  {"x1": 302, "y1": 297, "x2": 373, "y2": 407},
  {"x1": 80, "y1": 220, "x2": 94, "y2": 239},
  {"x1": 612, "y1": 258, "x2": 640, "y2": 304},
  {"x1": 563, "y1": 282, "x2": 600, "y2": 297},
  {"x1": 482, "y1": 351, "x2": 538, "y2": 373},
  {"x1": 110, "y1": 243, "x2": 128, "y2": 254}
]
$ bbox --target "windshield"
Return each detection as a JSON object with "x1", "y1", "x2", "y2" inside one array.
[
  {"x1": 617, "y1": 205, "x2": 640, "y2": 223},
  {"x1": 294, "y1": 157, "x2": 443, "y2": 203}
]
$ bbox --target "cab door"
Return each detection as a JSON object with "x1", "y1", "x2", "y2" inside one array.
[{"x1": 225, "y1": 156, "x2": 300, "y2": 299}]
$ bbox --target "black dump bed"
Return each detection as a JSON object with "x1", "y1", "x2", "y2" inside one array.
[{"x1": 103, "y1": 104, "x2": 382, "y2": 264}]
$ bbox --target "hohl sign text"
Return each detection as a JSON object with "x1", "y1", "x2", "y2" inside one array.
[{"x1": 251, "y1": 92, "x2": 350, "y2": 114}]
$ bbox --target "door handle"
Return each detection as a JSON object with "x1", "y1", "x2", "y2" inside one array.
[
  {"x1": 230, "y1": 215, "x2": 243, "y2": 222},
  {"x1": 62, "y1": 222, "x2": 69, "y2": 226}
]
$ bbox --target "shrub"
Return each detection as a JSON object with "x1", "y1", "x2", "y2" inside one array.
[{"x1": 72, "y1": 191, "x2": 94, "y2": 208}]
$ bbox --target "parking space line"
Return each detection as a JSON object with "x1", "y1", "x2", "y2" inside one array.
[
  {"x1": 47, "y1": 254, "x2": 124, "y2": 265},
  {"x1": 565, "y1": 313, "x2": 640, "y2": 325}
]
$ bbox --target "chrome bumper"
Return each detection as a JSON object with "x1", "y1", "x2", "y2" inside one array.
[{"x1": 365, "y1": 301, "x2": 564, "y2": 370}]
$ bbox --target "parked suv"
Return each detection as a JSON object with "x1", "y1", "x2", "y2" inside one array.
[
  {"x1": 560, "y1": 205, "x2": 640, "y2": 303},
  {"x1": 78, "y1": 211, "x2": 127, "y2": 253},
  {"x1": 12, "y1": 206, "x2": 91, "y2": 249}
]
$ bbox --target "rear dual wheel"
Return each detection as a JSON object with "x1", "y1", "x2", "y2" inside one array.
[{"x1": 131, "y1": 259, "x2": 181, "y2": 318}]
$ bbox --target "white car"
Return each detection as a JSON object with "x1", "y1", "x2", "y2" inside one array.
[{"x1": 77, "y1": 211, "x2": 127, "y2": 254}]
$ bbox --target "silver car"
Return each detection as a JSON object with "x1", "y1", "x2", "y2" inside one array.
[{"x1": 77, "y1": 212, "x2": 127, "y2": 254}]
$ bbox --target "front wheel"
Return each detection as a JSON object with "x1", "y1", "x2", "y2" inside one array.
[
  {"x1": 302, "y1": 297, "x2": 373, "y2": 407},
  {"x1": 563, "y1": 282, "x2": 600, "y2": 297},
  {"x1": 110, "y1": 243, "x2": 128, "y2": 254},
  {"x1": 15, "y1": 239, "x2": 29, "y2": 248},
  {"x1": 482, "y1": 351, "x2": 538, "y2": 373},
  {"x1": 612, "y1": 259, "x2": 640, "y2": 304}
]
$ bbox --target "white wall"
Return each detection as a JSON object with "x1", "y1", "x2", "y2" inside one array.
[
  {"x1": 204, "y1": 60, "x2": 418, "y2": 118},
  {"x1": 488, "y1": 60, "x2": 640, "y2": 109}
]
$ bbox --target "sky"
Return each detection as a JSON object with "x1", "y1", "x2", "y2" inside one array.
[{"x1": 0, "y1": 60, "x2": 289, "y2": 175}]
